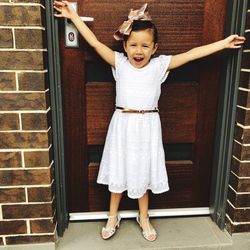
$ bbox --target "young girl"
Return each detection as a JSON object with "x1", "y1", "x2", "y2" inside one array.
[{"x1": 54, "y1": 1, "x2": 245, "y2": 242}]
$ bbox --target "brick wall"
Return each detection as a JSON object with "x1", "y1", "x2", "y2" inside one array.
[
  {"x1": 0, "y1": 0, "x2": 56, "y2": 246},
  {"x1": 226, "y1": 8, "x2": 250, "y2": 234}
]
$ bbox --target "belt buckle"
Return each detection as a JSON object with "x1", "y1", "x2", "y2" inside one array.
[{"x1": 139, "y1": 110, "x2": 145, "y2": 114}]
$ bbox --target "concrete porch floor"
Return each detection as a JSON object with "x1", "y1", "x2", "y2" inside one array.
[{"x1": 56, "y1": 216, "x2": 250, "y2": 250}]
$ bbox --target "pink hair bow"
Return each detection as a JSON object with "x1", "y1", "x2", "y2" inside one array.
[{"x1": 113, "y1": 3, "x2": 152, "y2": 41}]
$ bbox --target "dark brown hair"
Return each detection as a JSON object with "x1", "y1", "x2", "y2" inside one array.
[{"x1": 123, "y1": 20, "x2": 158, "y2": 43}]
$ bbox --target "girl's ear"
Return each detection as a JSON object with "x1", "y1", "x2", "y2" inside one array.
[{"x1": 152, "y1": 43, "x2": 158, "y2": 55}]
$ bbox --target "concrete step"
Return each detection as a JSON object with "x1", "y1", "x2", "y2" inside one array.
[{"x1": 57, "y1": 216, "x2": 234, "y2": 250}]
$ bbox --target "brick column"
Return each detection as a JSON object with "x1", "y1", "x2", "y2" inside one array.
[
  {"x1": 226, "y1": 8, "x2": 250, "y2": 234},
  {"x1": 0, "y1": 0, "x2": 56, "y2": 246}
]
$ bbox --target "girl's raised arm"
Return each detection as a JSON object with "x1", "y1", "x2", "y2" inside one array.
[
  {"x1": 168, "y1": 35, "x2": 245, "y2": 70},
  {"x1": 54, "y1": 1, "x2": 115, "y2": 67}
]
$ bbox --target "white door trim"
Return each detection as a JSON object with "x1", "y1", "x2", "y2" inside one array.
[{"x1": 70, "y1": 207, "x2": 210, "y2": 221}]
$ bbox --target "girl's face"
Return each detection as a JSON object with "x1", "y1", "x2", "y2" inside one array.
[{"x1": 123, "y1": 29, "x2": 158, "y2": 68}]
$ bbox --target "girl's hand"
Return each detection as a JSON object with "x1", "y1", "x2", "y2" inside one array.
[
  {"x1": 53, "y1": 1, "x2": 77, "y2": 19},
  {"x1": 224, "y1": 34, "x2": 246, "y2": 49}
]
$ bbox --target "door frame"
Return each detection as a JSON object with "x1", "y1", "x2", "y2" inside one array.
[
  {"x1": 209, "y1": 0, "x2": 248, "y2": 229},
  {"x1": 45, "y1": 0, "x2": 248, "y2": 236}
]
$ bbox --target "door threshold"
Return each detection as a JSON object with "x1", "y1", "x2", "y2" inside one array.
[{"x1": 69, "y1": 207, "x2": 210, "y2": 221}]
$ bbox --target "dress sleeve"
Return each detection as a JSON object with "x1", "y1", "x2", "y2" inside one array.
[
  {"x1": 111, "y1": 52, "x2": 127, "y2": 81},
  {"x1": 158, "y1": 55, "x2": 172, "y2": 84}
]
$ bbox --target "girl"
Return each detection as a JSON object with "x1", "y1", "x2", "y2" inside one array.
[{"x1": 53, "y1": 1, "x2": 245, "y2": 242}]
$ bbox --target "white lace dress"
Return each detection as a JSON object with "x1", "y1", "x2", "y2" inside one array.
[{"x1": 97, "y1": 52, "x2": 172, "y2": 199}]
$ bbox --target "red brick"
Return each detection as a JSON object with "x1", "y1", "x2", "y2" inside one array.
[
  {"x1": 236, "y1": 106, "x2": 250, "y2": 125},
  {"x1": 226, "y1": 201, "x2": 250, "y2": 222},
  {"x1": 231, "y1": 157, "x2": 250, "y2": 177},
  {"x1": 15, "y1": 29, "x2": 44, "y2": 49},
  {"x1": 0, "y1": 29, "x2": 13, "y2": 48},
  {"x1": 6, "y1": 235, "x2": 55, "y2": 245},
  {"x1": 24, "y1": 150, "x2": 51, "y2": 168},
  {"x1": 228, "y1": 187, "x2": 250, "y2": 207},
  {"x1": 24, "y1": 148, "x2": 52, "y2": 168},
  {"x1": 28, "y1": 186, "x2": 53, "y2": 202},
  {"x1": 237, "y1": 90, "x2": 250, "y2": 108},
  {"x1": 0, "y1": 6, "x2": 42, "y2": 26},
  {"x1": 0, "y1": 92, "x2": 48, "y2": 111},
  {"x1": 22, "y1": 113, "x2": 49, "y2": 130},
  {"x1": 232, "y1": 141, "x2": 250, "y2": 161},
  {"x1": 0, "y1": 72, "x2": 15, "y2": 91},
  {"x1": 226, "y1": 215, "x2": 250, "y2": 233},
  {"x1": 0, "y1": 152, "x2": 22, "y2": 168},
  {"x1": 0, "y1": 188, "x2": 25, "y2": 203},
  {"x1": 229, "y1": 172, "x2": 250, "y2": 192},
  {"x1": 234, "y1": 125, "x2": 250, "y2": 144},
  {"x1": 30, "y1": 218, "x2": 55, "y2": 233},
  {"x1": 241, "y1": 52, "x2": 250, "y2": 69},
  {"x1": 2, "y1": 202, "x2": 54, "y2": 219},
  {"x1": 243, "y1": 31, "x2": 250, "y2": 50},
  {"x1": 18, "y1": 72, "x2": 47, "y2": 91},
  {"x1": 0, "y1": 168, "x2": 53, "y2": 186},
  {"x1": 0, "y1": 113, "x2": 19, "y2": 130},
  {"x1": 0, "y1": 131, "x2": 51, "y2": 149},
  {"x1": 0, "y1": 221, "x2": 26, "y2": 235},
  {"x1": 0, "y1": 51, "x2": 45, "y2": 70}
]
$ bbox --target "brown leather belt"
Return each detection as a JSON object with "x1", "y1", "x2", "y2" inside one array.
[{"x1": 116, "y1": 106, "x2": 159, "y2": 114}]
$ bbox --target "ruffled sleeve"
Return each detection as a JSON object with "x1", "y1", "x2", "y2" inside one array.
[
  {"x1": 157, "y1": 55, "x2": 172, "y2": 84},
  {"x1": 111, "y1": 52, "x2": 127, "y2": 81}
]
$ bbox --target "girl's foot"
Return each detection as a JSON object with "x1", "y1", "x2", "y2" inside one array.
[
  {"x1": 101, "y1": 213, "x2": 121, "y2": 240},
  {"x1": 136, "y1": 214, "x2": 157, "y2": 242}
]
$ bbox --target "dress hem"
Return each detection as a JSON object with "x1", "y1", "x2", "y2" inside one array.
[{"x1": 97, "y1": 180, "x2": 170, "y2": 199}]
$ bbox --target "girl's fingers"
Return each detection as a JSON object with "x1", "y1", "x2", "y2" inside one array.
[
  {"x1": 53, "y1": 6, "x2": 61, "y2": 12},
  {"x1": 53, "y1": 1, "x2": 64, "y2": 7}
]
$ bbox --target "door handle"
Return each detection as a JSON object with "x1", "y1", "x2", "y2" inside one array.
[
  {"x1": 65, "y1": 2, "x2": 94, "y2": 48},
  {"x1": 80, "y1": 17, "x2": 94, "y2": 22}
]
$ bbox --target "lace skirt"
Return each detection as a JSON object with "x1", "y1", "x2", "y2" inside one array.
[{"x1": 97, "y1": 110, "x2": 169, "y2": 199}]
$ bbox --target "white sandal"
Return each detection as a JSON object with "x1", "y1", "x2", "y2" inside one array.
[
  {"x1": 136, "y1": 214, "x2": 157, "y2": 242},
  {"x1": 101, "y1": 213, "x2": 121, "y2": 240}
]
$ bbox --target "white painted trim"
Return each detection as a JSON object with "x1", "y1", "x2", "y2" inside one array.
[
  {"x1": 234, "y1": 139, "x2": 250, "y2": 146},
  {"x1": 236, "y1": 122, "x2": 250, "y2": 129},
  {"x1": 240, "y1": 68, "x2": 250, "y2": 72},
  {"x1": 1, "y1": 216, "x2": 54, "y2": 222},
  {"x1": 0, "y1": 48, "x2": 47, "y2": 52},
  {"x1": 0, "y1": 199, "x2": 54, "y2": 206},
  {"x1": 12, "y1": 28, "x2": 16, "y2": 50},
  {"x1": 231, "y1": 171, "x2": 250, "y2": 179},
  {"x1": 0, "y1": 205, "x2": 2, "y2": 220},
  {"x1": 237, "y1": 105, "x2": 250, "y2": 110},
  {"x1": 0, "y1": 243, "x2": 55, "y2": 250},
  {"x1": 69, "y1": 207, "x2": 210, "y2": 221},
  {"x1": 0, "y1": 70, "x2": 48, "y2": 73},
  {"x1": 0, "y1": 3, "x2": 44, "y2": 8},
  {"x1": 232, "y1": 155, "x2": 250, "y2": 163},
  {"x1": 0, "y1": 181, "x2": 54, "y2": 189},
  {"x1": 0, "y1": 144, "x2": 52, "y2": 152},
  {"x1": 26, "y1": 220, "x2": 30, "y2": 234},
  {"x1": 0, "y1": 26, "x2": 45, "y2": 30},
  {"x1": 0, "y1": 108, "x2": 51, "y2": 114},
  {"x1": 227, "y1": 199, "x2": 250, "y2": 209},
  {"x1": 239, "y1": 87, "x2": 250, "y2": 92},
  {"x1": 0, "y1": 89, "x2": 49, "y2": 93},
  {"x1": 229, "y1": 185, "x2": 250, "y2": 194},
  {"x1": 226, "y1": 214, "x2": 250, "y2": 225},
  {"x1": 0, "y1": 127, "x2": 51, "y2": 133}
]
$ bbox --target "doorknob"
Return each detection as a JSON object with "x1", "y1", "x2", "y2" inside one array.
[{"x1": 65, "y1": 2, "x2": 94, "y2": 48}]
